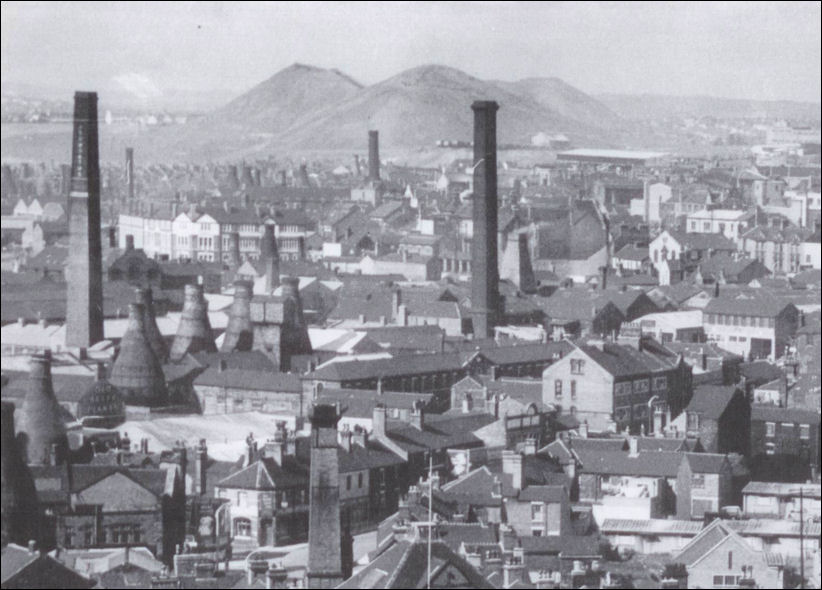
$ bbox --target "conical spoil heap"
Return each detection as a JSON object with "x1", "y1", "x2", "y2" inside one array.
[
  {"x1": 135, "y1": 286, "x2": 168, "y2": 363},
  {"x1": 110, "y1": 303, "x2": 168, "y2": 406},
  {"x1": 17, "y1": 351, "x2": 69, "y2": 465},
  {"x1": 170, "y1": 283, "x2": 217, "y2": 361},
  {"x1": 221, "y1": 280, "x2": 254, "y2": 352}
]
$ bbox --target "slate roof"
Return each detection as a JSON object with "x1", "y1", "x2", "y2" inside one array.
[
  {"x1": 317, "y1": 388, "x2": 433, "y2": 417},
  {"x1": 575, "y1": 449, "x2": 683, "y2": 477},
  {"x1": 579, "y1": 341, "x2": 676, "y2": 378},
  {"x1": 193, "y1": 368, "x2": 302, "y2": 393},
  {"x1": 305, "y1": 351, "x2": 472, "y2": 381},
  {"x1": 1, "y1": 543, "x2": 94, "y2": 589},
  {"x1": 675, "y1": 519, "x2": 749, "y2": 567},
  {"x1": 704, "y1": 296, "x2": 794, "y2": 318},
  {"x1": 684, "y1": 452, "x2": 729, "y2": 474},
  {"x1": 750, "y1": 404, "x2": 820, "y2": 424},
  {"x1": 338, "y1": 539, "x2": 494, "y2": 589},
  {"x1": 685, "y1": 385, "x2": 741, "y2": 419},
  {"x1": 665, "y1": 229, "x2": 737, "y2": 252},
  {"x1": 384, "y1": 413, "x2": 491, "y2": 453},
  {"x1": 742, "y1": 481, "x2": 822, "y2": 499},
  {"x1": 216, "y1": 457, "x2": 307, "y2": 491}
]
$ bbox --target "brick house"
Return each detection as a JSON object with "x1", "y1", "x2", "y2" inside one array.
[
  {"x1": 31, "y1": 464, "x2": 185, "y2": 564},
  {"x1": 749, "y1": 405, "x2": 821, "y2": 481},
  {"x1": 672, "y1": 385, "x2": 750, "y2": 456},
  {"x1": 541, "y1": 338, "x2": 692, "y2": 433}
]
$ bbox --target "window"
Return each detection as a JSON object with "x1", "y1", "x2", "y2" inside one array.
[
  {"x1": 692, "y1": 474, "x2": 705, "y2": 489},
  {"x1": 531, "y1": 503, "x2": 544, "y2": 520},
  {"x1": 237, "y1": 491, "x2": 247, "y2": 507},
  {"x1": 347, "y1": 475, "x2": 352, "y2": 490},
  {"x1": 570, "y1": 359, "x2": 585, "y2": 375},
  {"x1": 800, "y1": 424, "x2": 810, "y2": 440},
  {"x1": 687, "y1": 413, "x2": 700, "y2": 431},
  {"x1": 713, "y1": 575, "x2": 741, "y2": 588},
  {"x1": 554, "y1": 380, "x2": 563, "y2": 399},
  {"x1": 765, "y1": 442, "x2": 776, "y2": 455},
  {"x1": 234, "y1": 518, "x2": 252, "y2": 537},
  {"x1": 570, "y1": 381, "x2": 577, "y2": 401},
  {"x1": 765, "y1": 422, "x2": 775, "y2": 437},
  {"x1": 728, "y1": 551, "x2": 733, "y2": 569},
  {"x1": 358, "y1": 473, "x2": 364, "y2": 488},
  {"x1": 781, "y1": 423, "x2": 794, "y2": 433}
]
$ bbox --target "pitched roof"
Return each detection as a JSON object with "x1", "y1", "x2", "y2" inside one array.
[
  {"x1": 338, "y1": 539, "x2": 494, "y2": 589},
  {"x1": 750, "y1": 404, "x2": 820, "y2": 424},
  {"x1": 685, "y1": 385, "x2": 741, "y2": 419},
  {"x1": 193, "y1": 368, "x2": 302, "y2": 393},
  {"x1": 683, "y1": 453, "x2": 727, "y2": 475},
  {"x1": 575, "y1": 449, "x2": 682, "y2": 477}
]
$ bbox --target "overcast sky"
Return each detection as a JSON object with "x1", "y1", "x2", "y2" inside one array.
[{"x1": 2, "y1": 1, "x2": 820, "y2": 105}]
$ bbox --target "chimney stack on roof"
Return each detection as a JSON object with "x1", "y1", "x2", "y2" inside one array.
[
  {"x1": 470, "y1": 100, "x2": 500, "y2": 339},
  {"x1": 502, "y1": 450, "x2": 523, "y2": 490},
  {"x1": 169, "y1": 283, "x2": 217, "y2": 361},
  {"x1": 109, "y1": 303, "x2": 168, "y2": 407},
  {"x1": 66, "y1": 91, "x2": 104, "y2": 348}
]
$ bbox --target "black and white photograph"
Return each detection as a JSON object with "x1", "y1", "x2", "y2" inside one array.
[{"x1": 1, "y1": 2, "x2": 820, "y2": 588}]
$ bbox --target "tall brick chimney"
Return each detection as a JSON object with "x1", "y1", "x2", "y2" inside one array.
[
  {"x1": 66, "y1": 91, "x2": 104, "y2": 348},
  {"x1": 260, "y1": 224, "x2": 280, "y2": 293},
  {"x1": 368, "y1": 130, "x2": 380, "y2": 181},
  {"x1": 306, "y1": 403, "x2": 350, "y2": 588},
  {"x1": 228, "y1": 231, "x2": 241, "y2": 269},
  {"x1": 125, "y1": 147, "x2": 134, "y2": 200},
  {"x1": 470, "y1": 101, "x2": 500, "y2": 339}
]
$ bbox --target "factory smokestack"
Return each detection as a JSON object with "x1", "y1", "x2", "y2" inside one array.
[
  {"x1": 66, "y1": 91, "x2": 104, "y2": 348},
  {"x1": 261, "y1": 224, "x2": 280, "y2": 293},
  {"x1": 228, "y1": 231, "x2": 241, "y2": 269},
  {"x1": 368, "y1": 130, "x2": 380, "y2": 181},
  {"x1": 125, "y1": 147, "x2": 134, "y2": 200},
  {"x1": 470, "y1": 101, "x2": 500, "y2": 339},
  {"x1": 306, "y1": 403, "x2": 350, "y2": 589}
]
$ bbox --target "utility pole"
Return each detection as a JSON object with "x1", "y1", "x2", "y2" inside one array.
[{"x1": 427, "y1": 452, "x2": 433, "y2": 590}]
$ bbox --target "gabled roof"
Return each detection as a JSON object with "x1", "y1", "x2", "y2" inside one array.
[
  {"x1": 338, "y1": 539, "x2": 494, "y2": 589},
  {"x1": 683, "y1": 452, "x2": 729, "y2": 474},
  {"x1": 675, "y1": 519, "x2": 765, "y2": 569},
  {"x1": 193, "y1": 368, "x2": 302, "y2": 393}
]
